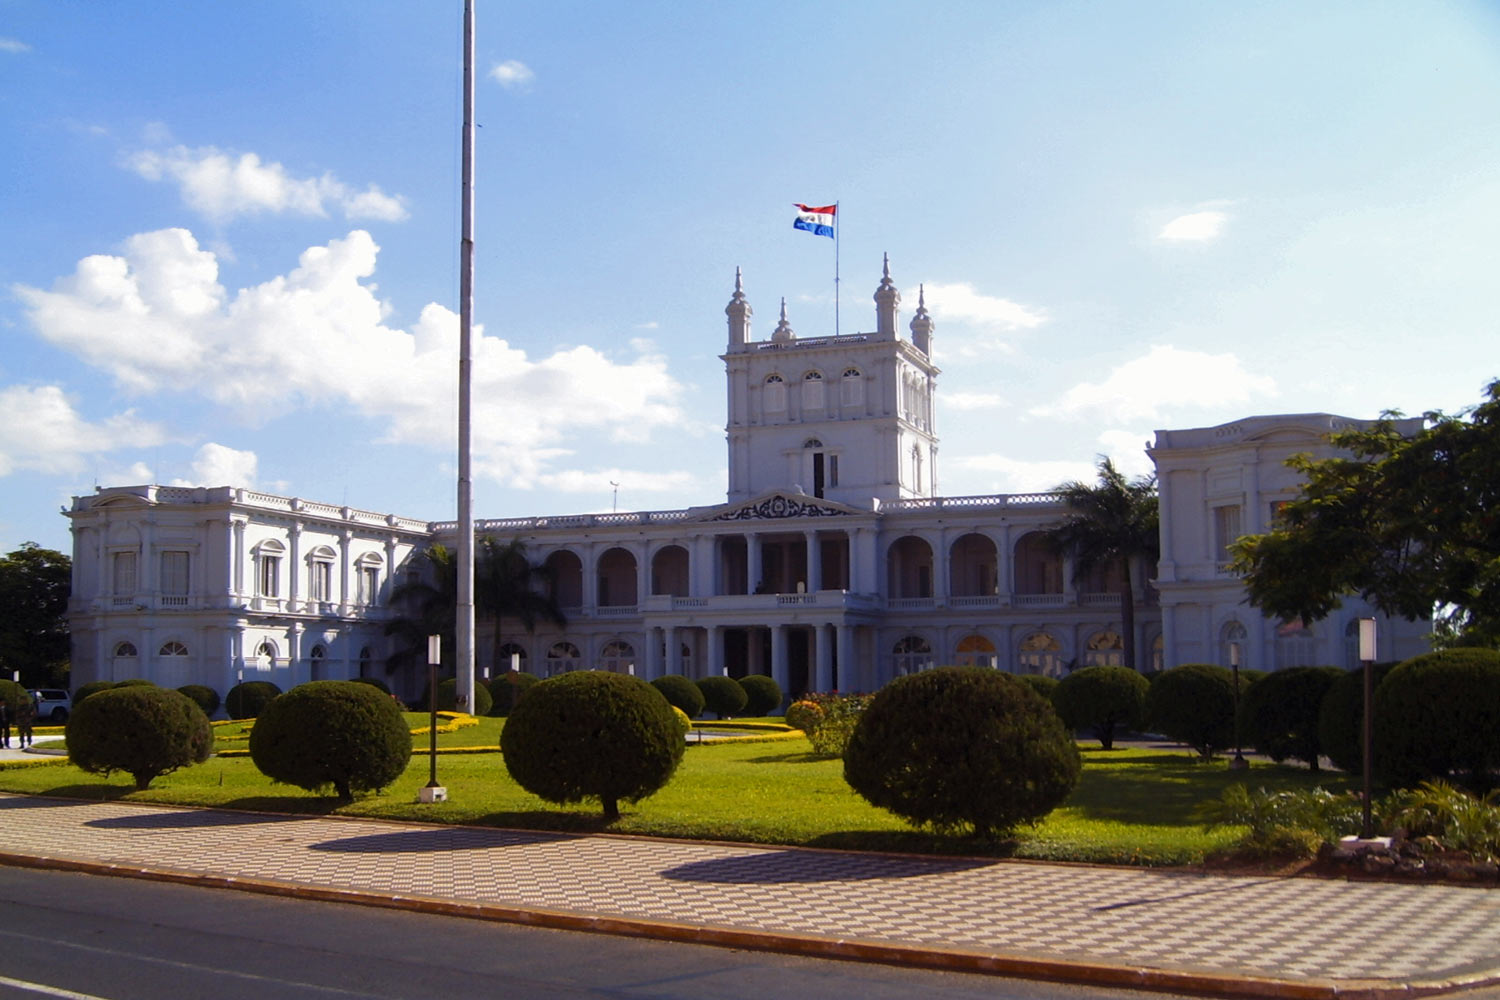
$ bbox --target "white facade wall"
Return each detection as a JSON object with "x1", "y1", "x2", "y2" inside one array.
[{"x1": 63, "y1": 262, "x2": 1431, "y2": 703}]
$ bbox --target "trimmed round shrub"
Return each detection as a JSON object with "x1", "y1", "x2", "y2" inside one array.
[
  {"x1": 66, "y1": 686, "x2": 212, "y2": 790},
  {"x1": 501, "y1": 671, "x2": 684, "y2": 820},
  {"x1": 176, "y1": 684, "x2": 221, "y2": 717},
  {"x1": 1017, "y1": 674, "x2": 1060, "y2": 702},
  {"x1": 350, "y1": 676, "x2": 391, "y2": 695},
  {"x1": 784, "y1": 699, "x2": 824, "y2": 734},
  {"x1": 1239, "y1": 666, "x2": 1342, "y2": 770},
  {"x1": 488, "y1": 671, "x2": 539, "y2": 716},
  {"x1": 434, "y1": 676, "x2": 493, "y2": 716},
  {"x1": 71, "y1": 680, "x2": 116, "y2": 707},
  {"x1": 112, "y1": 678, "x2": 155, "y2": 689},
  {"x1": 0, "y1": 679, "x2": 31, "y2": 716},
  {"x1": 1374, "y1": 649, "x2": 1500, "y2": 788},
  {"x1": 1318, "y1": 661, "x2": 1399, "y2": 774},
  {"x1": 225, "y1": 680, "x2": 282, "y2": 720},
  {"x1": 652, "y1": 674, "x2": 705, "y2": 718},
  {"x1": 671, "y1": 705, "x2": 692, "y2": 736},
  {"x1": 248, "y1": 680, "x2": 412, "y2": 802},
  {"x1": 843, "y1": 666, "x2": 1081, "y2": 837},
  {"x1": 1144, "y1": 664, "x2": 1235, "y2": 758},
  {"x1": 1052, "y1": 666, "x2": 1149, "y2": 750},
  {"x1": 697, "y1": 675, "x2": 748, "y2": 719},
  {"x1": 738, "y1": 674, "x2": 783, "y2": 716}
]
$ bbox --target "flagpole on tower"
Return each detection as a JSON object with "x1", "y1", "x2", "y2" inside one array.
[{"x1": 834, "y1": 201, "x2": 840, "y2": 338}]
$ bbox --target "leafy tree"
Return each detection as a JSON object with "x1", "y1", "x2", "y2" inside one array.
[
  {"x1": 67, "y1": 686, "x2": 212, "y2": 790},
  {"x1": 0, "y1": 542, "x2": 71, "y2": 687},
  {"x1": 474, "y1": 536, "x2": 566, "y2": 674},
  {"x1": 501, "y1": 671, "x2": 684, "y2": 820},
  {"x1": 1231, "y1": 380, "x2": 1500, "y2": 641},
  {"x1": 384, "y1": 543, "x2": 460, "y2": 684},
  {"x1": 1045, "y1": 458, "x2": 1159, "y2": 671},
  {"x1": 1051, "y1": 665, "x2": 1148, "y2": 750},
  {"x1": 1238, "y1": 666, "x2": 1341, "y2": 770},
  {"x1": 1145, "y1": 664, "x2": 1236, "y2": 758},
  {"x1": 843, "y1": 667, "x2": 1080, "y2": 838}
]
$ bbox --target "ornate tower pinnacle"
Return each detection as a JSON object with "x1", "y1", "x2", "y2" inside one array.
[
  {"x1": 874, "y1": 252, "x2": 901, "y2": 339},
  {"x1": 726, "y1": 266, "x2": 752, "y2": 350},
  {"x1": 910, "y1": 283, "x2": 934, "y2": 357},
  {"x1": 771, "y1": 297, "x2": 796, "y2": 342}
]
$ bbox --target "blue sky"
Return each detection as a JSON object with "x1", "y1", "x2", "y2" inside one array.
[{"x1": 4, "y1": 1, "x2": 1499, "y2": 555}]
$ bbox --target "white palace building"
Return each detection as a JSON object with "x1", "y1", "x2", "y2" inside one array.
[{"x1": 63, "y1": 259, "x2": 1430, "y2": 701}]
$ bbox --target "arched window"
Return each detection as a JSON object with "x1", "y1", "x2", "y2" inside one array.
[
  {"x1": 308, "y1": 643, "x2": 327, "y2": 680},
  {"x1": 805, "y1": 439, "x2": 834, "y2": 498},
  {"x1": 114, "y1": 641, "x2": 138, "y2": 657},
  {"x1": 1018, "y1": 632, "x2": 1063, "y2": 677},
  {"x1": 764, "y1": 374, "x2": 786, "y2": 413},
  {"x1": 252, "y1": 540, "x2": 285, "y2": 599},
  {"x1": 157, "y1": 640, "x2": 190, "y2": 688},
  {"x1": 600, "y1": 640, "x2": 636, "y2": 675},
  {"x1": 159, "y1": 641, "x2": 189, "y2": 656},
  {"x1": 545, "y1": 641, "x2": 581, "y2": 677},
  {"x1": 1220, "y1": 621, "x2": 1248, "y2": 669},
  {"x1": 355, "y1": 553, "x2": 383, "y2": 605},
  {"x1": 358, "y1": 646, "x2": 373, "y2": 678},
  {"x1": 255, "y1": 641, "x2": 278, "y2": 674},
  {"x1": 955, "y1": 634, "x2": 997, "y2": 669},
  {"x1": 802, "y1": 370, "x2": 825, "y2": 410},
  {"x1": 892, "y1": 635, "x2": 933, "y2": 676},
  {"x1": 841, "y1": 368, "x2": 863, "y2": 408},
  {"x1": 307, "y1": 545, "x2": 336, "y2": 603},
  {"x1": 1084, "y1": 630, "x2": 1123, "y2": 667},
  {"x1": 1274, "y1": 620, "x2": 1315, "y2": 668}
]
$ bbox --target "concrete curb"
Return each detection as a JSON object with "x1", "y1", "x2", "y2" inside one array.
[{"x1": 3, "y1": 848, "x2": 1495, "y2": 999}]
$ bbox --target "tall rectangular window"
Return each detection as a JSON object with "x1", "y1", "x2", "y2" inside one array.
[
  {"x1": 1213, "y1": 505, "x2": 1242, "y2": 564},
  {"x1": 359, "y1": 566, "x2": 380, "y2": 604},
  {"x1": 112, "y1": 551, "x2": 137, "y2": 596},
  {"x1": 310, "y1": 561, "x2": 332, "y2": 602},
  {"x1": 160, "y1": 551, "x2": 189, "y2": 597},
  {"x1": 828, "y1": 454, "x2": 839, "y2": 487},
  {"x1": 259, "y1": 556, "x2": 280, "y2": 598}
]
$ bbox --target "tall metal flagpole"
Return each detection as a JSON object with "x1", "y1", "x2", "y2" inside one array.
[
  {"x1": 456, "y1": 0, "x2": 477, "y2": 717},
  {"x1": 834, "y1": 201, "x2": 840, "y2": 337}
]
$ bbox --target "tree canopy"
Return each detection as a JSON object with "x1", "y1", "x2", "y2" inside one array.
[
  {"x1": 1046, "y1": 457, "x2": 1159, "y2": 670},
  {"x1": 1231, "y1": 379, "x2": 1500, "y2": 643},
  {"x1": 0, "y1": 542, "x2": 71, "y2": 686}
]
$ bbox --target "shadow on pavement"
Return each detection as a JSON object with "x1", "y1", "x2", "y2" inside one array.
[
  {"x1": 86, "y1": 808, "x2": 310, "y2": 829},
  {"x1": 660, "y1": 848, "x2": 995, "y2": 884},
  {"x1": 310, "y1": 827, "x2": 578, "y2": 853},
  {"x1": 0, "y1": 791, "x2": 109, "y2": 809}
]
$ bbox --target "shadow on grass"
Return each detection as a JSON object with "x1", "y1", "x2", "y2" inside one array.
[
  {"x1": 743, "y1": 752, "x2": 839, "y2": 765},
  {"x1": 660, "y1": 847, "x2": 995, "y2": 883},
  {"x1": 311, "y1": 827, "x2": 578, "y2": 853},
  {"x1": 1068, "y1": 758, "x2": 1358, "y2": 826}
]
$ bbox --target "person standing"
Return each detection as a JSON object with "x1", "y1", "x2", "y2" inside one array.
[
  {"x1": 15, "y1": 695, "x2": 35, "y2": 749},
  {"x1": 0, "y1": 697, "x2": 10, "y2": 749}
]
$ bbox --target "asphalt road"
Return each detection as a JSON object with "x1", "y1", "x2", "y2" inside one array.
[{"x1": 0, "y1": 865, "x2": 1229, "y2": 1000}]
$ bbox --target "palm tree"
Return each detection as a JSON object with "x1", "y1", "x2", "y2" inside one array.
[
  {"x1": 383, "y1": 543, "x2": 459, "y2": 686},
  {"x1": 1045, "y1": 457, "x2": 1160, "y2": 672},
  {"x1": 474, "y1": 536, "x2": 567, "y2": 674}
]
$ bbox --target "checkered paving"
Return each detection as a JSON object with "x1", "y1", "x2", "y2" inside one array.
[{"x1": 3, "y1": 792, "x2": 1499, "y2": 988}]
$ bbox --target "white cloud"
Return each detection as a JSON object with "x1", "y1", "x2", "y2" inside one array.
[
  {"x1": 1158, "y1": 211, "x2": 1228, "y2": 242},
  {"x1": 1094, "y1": 429, "x2": 1156, "y2": 478},
  {"x1": 949, "y1": 454, "x2": 1099, "y2": 496},
  {"x1": 125, "y1": 145, "x2": 409, "y2": 224},
  {"x1": 942, "y1": 391, "x2": 1008, "y2": 412},
  {"x1": 15, "y1": 229, "x2": 690, "y2": 489},
  {"x1": 920, "y1": 282, "x2": 1045, "y2": 330},
  {"x1": 490, "y1": 60, "x2": 535, "y2": 90},
  {"x1": 0, "y1": 37, "x2": 30, "y2": 53},
  {"x1": 0, "y1": 385, "x2": 166, "y2": 477},
  {"x1": 169, "y1": 442, "x2": 258, "y2": 489},
  {"x1": 1032, "y1": 344, "x2": 1276, "y2": 423}
]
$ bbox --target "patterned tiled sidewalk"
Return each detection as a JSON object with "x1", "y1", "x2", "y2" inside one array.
[{"x1": 3, "y1": 792, "x2": 1500, "y2": 998}]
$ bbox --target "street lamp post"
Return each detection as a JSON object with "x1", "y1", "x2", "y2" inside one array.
[
  {"x1": 419, "y1": 633, "x2": 447, "y2": 803},
  {"x1": 1359, "y1": 618, "x2": 1377, "y2": 839},
  {"x1": 1229, "y1": 641, "x2": 1248, "y2": 770}
]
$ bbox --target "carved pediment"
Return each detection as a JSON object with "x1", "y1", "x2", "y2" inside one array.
[{"x1": 708, "y1": 492, "x2": 858, "y2": 521}]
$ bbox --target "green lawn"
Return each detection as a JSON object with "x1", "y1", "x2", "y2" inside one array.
[{"x1": 0, "y1": 718, "x2": 1356, "y2": 866}]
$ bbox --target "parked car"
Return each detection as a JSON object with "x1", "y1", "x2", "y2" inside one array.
[{"x1": 29, "y1": 689, "x2": 70, "y2": 723}]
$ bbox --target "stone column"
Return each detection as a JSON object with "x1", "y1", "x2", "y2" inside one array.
[
  {"x1": 837, "y1": 624, "x2": 855, "y2": 691},
  {"x1": 664, "y1": 625, "x2": 680, "y2": 677},
  {"x1": 747, "y1": 532, "x2": 762, "y2": 594},
  {"x1": 288, "y1": 521, "x2": 303, "y2": 612},
  {"x1": 582, "y1": 542, "x2": 598, "y2": 614},
  {"x1": 338, "y1": 529, "x2": 352, "y2": 615},
  {"x1": 706, "y1": 625, "x2": 723, "y2": 679},
  {"x1": 815, "y1": 623, "x2": 834, "y2": 692},
  {"x1": 770, "y1": 624, "x2": 788, "y2": 692},
  {"x1": 805, "y1": 530, "x2": 821, "y2": 591}
]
